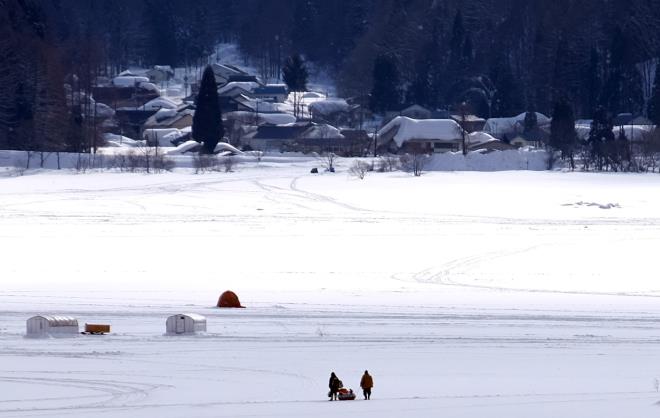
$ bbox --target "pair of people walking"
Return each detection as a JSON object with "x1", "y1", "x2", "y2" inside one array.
[{"x1": 328, "y1": 370, "x2": 373, "y2": 401}]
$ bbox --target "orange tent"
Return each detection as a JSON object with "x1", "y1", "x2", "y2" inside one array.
[{"x1": 217, "y1": 290, "x2": 245, "y2": 308}]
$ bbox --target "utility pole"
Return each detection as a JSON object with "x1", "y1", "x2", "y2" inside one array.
[{"x1": 460, "y1": 101, "x2": 468, "y2": 156}]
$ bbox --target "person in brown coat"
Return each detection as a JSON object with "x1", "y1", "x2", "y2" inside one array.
[{"x1": 360, "y1": 370, "x2": 373, "y2": 400}]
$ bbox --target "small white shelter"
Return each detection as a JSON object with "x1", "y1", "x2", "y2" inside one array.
[
  {"x1": 166, "y1": 314, "x2": 207, "y2": 335},
  {"x1": 26, "y1": 315, "x2": 79, "y2": 336}
]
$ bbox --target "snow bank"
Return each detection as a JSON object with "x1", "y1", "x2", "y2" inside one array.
[
  {"x1": 379, "y1": 117, "x2": 463, "y2": 147},
  {"x1": 425, "y1": 149, "x2": 548, "y2": 171},
  {"x1": 143, "y1": 128, "x2": 182, "y2": 146},
  {"x1": 103, "y1": 133, "x2": 144, "y2": 148},
  {"x1": 214, "y1": 142, "x2": 244, "y2": 154},
  {"x1": 576, "y1": 124, "x2": 654, "y2": 142},
  {"x1": 167, "y1": 140, "x2": 201, "y2": 155}
]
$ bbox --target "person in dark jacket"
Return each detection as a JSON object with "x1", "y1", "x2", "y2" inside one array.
[
  {"x1": 328, "y1": 372, "x2": 342, "y2": 400},
  {"x1": 360, "y1": 370, "x2": 373, "y2": 400}
]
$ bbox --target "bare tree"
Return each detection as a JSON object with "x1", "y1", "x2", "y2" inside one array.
[
  {"x1": 221, "y1": 156, "x2": 237, "y2": 172},
  {"x1": 377, "y1": 154, "x2": 400, "y2": 172},
  {"x1": 349, "y1": 160, "x2": 370, "y2": 179},
  {"x1": 193, "y1": 153, "x2": 219, "y2": 174},
  {"x1": 318, "y1": 152, "x2": 337, "y2": 172},
  {"x1": 637, "y1": 59, "x2": 658, "y2": 117},
  {"x1": 400, "y1": 152, "x2": 429, "y2": 177},
  {"x1": 640, "y1": 128, "x2": 660, "y2": 172}
]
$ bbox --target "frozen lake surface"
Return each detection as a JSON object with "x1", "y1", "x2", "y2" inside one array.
[{"x1": 2, "y1": 162, "x2": 660, "y2": 417}]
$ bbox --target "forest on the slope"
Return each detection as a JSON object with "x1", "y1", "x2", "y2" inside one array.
[{"x1": 2, "y1": 0, "x2": 660, "y2": 150}]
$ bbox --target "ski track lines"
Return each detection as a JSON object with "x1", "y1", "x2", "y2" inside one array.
[
  {"x1": 405, "y1": 243, "x2": 660, "y2": 299},
  {"x1": 2, "y1": 173, "x2": 659, "y2": 228},
  {"x1": 0, "y1": 375, "x2": 165, "y2": 414},
  {"x1": 0, "y1": 386, "x2": 654, "y2": 415},
  {"x1": 289, "y1": 177, "x2": 373, "y2": 213}
]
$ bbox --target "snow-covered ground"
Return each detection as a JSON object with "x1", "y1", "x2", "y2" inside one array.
[{"x1": 2, "y1": 162, "x2": 660, "y2": 417}]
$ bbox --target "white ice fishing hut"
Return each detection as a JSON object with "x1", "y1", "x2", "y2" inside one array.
[
  {"x1": 166, "y1": 314, "x2": 207, "y2": 335},
  {"x1": 26, "y1": 315, "x2": 79, "y2": 336}
]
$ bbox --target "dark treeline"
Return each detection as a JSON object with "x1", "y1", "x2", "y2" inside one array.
[{"x1": 2, "y1": 0, "x2": 660, "y2": 153}]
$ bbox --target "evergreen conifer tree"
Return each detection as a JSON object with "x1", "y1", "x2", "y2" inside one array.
[
  {"x1": 192, "y1": 66, "x2": 223, "y2": 154},
  {"x1": 369, "y1": 54, "x2": 400, "y2": 113},
  {"x1": 648, "y1": 67, "x2": 660, "y2": 125},
  {"x1": 282, "y1": 54, "x2": 309, "y2": 118},
  {"x1": 550, "y1": 97, "x2": 578, "y2": 169},
  {"x1": 588, "y1": 107, "x2": 615, "y2": 170},
  {"x1": 282, "y1": 54, "x2": 309, "y2": 92}
]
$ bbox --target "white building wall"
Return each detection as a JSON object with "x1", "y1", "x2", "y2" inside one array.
[
  {"x1": 166, "y1": 314, "x2": 206, "y2": 335},
  {"x1": 26, "y1": 316, "x2": 79, "y2": 336}
]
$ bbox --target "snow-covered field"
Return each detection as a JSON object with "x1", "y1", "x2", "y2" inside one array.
[{"x1": 2, "y1": 161, "x2": 660, "y2": 417}]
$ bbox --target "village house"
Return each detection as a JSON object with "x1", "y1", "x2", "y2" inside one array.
[
  {"x1": 146, "y1": 65, "x2": 175, "y2": 84},
  {"x1": 309, "y1": 99, "x2": 351, "y2": 127},
  {"x1": 252, "y1": 85, "x2": 288, "y2": 103},
  {"x1": 92, "y1": 84, "x2": 160, "y2": 110},
  {"x1": 507, "y1": 127, "x2": 550, "y2": 148},
  {"x1": 483, "y1": 112, "x2": 551, "y2": 140},
  {"x1": 218, "y1": 82, "x2": 259, "y2": 100},
  {"x1": 143, "y1": 105, "x2": 194, "y2": 131},
  {"x1": 376, "y1": 116, "x2": 465, "y2": 154},
  {"x1": 450, "y1": 114, "x2": 487, "y2": 133},
  {"x1": 211, "y1": 63, "x2": 259, "y2": 86},
  {"x1": 244, "y1": 123, "x2": 313, "y2": 151}
]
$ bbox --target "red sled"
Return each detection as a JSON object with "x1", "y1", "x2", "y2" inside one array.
[{"x1": 337, "y1": 388, "x2": 356, "y2": 401}]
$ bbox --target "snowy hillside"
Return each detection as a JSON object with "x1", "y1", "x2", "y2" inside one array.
[{"x1": 2, "y1": 164, "x2": 660, "y2": 417}]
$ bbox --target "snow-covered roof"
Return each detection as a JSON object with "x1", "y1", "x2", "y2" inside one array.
[
  {"x1": 144, "y1": 107, "x2": 193, "y2": 130},
  {"x1": 143, "y1": 128, "x2": 182, "y2": 141},
  {"x1": 170, "y1": 313, "x2": 206, "y2": 322},
  {"x1": 378, "y1": 117, "x2": 463, "y2": 147},
  {"x1": 253, "y1": 85, "x2": 288, "y2": 95},
  {"x1": 154, "y1": 108, "x2": 178, "y2": 121},
  {"x1": 467, "y1": 131, "x2": 498, "y2": 145},
  {"x1": 212, "y1": 63, "x2": 248, "y2": 77},
  {"x1": 138, "y1": 82, "x2": 160, "y2": 92},
  {"x1": 214, "y1": 142, "x2": 244, "y2": 154},
  {"x1": 308, "y1": 99, "x2": 350, "y2": 116},
  {"x1": 142, "y1": 97, "x2": 179, "y2": 111},
  {"x1": 29, "y1": 316, "x2": 78, "y2": 327},
  {"x1": 302, "y1": 92, "x2": 325, "y2": 99},
  {"x1": 257, "y1": 113, "x2": 296, "y2": 125},
  {"x1": 152, "y1": 65, "x2": 174, "y2": 74},
  {"x1": 302, "y1": 124, "x2": 344, "y2": 139},
  {"x1": 95, "y1": 103, "x2": 115, "y2": 119},
  {"x1": 218, "y1": 82, "x2": 259, "y2": 96},
  {"x1": 225, "y1": 111, "x2": 297, "y2": 126},
  {"x1": 483, "y1": 112, "x2": 550, "y2": 137},
  {"x1": 103, "y1": 133, "x2": 144, "y2": 148},
  {"x1": 112, "y1": 76, "x2": 150, "y2": 87}
]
